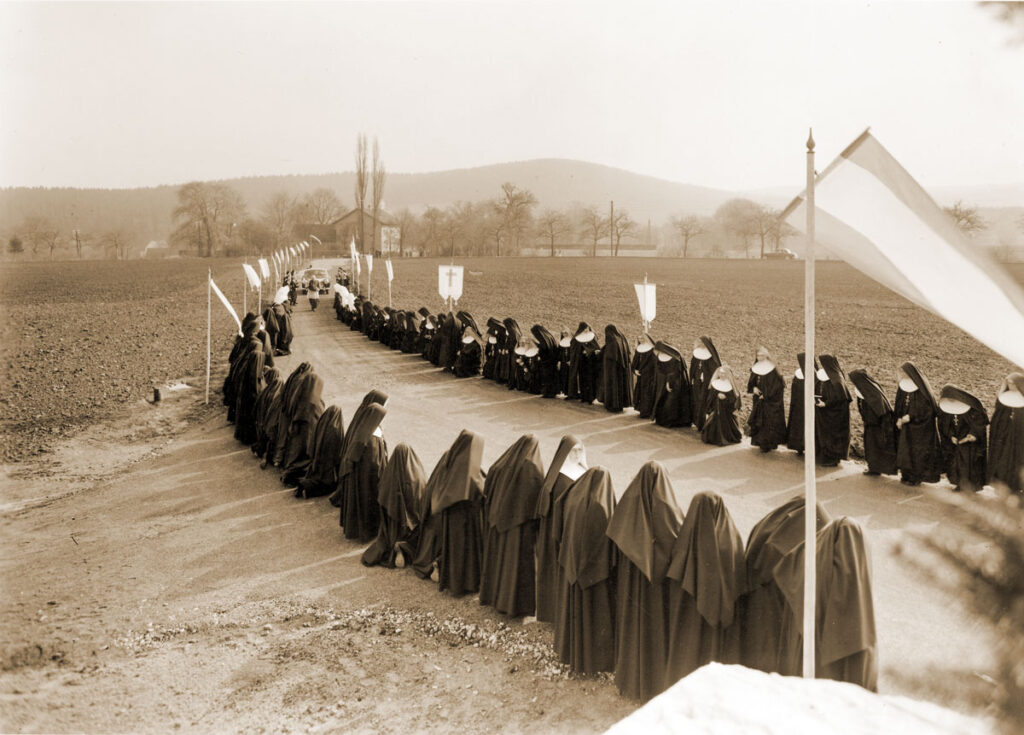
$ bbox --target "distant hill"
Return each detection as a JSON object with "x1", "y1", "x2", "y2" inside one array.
[{"x1": 1, "y1": 159, "x2": 1020, "y2": 255}]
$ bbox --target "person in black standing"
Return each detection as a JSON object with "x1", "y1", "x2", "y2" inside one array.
[
  {"x1": 814, "y1": 354, "x2": 851, "y2": 467},
  {"x1": 894, "y1": 362, "x2": 941, "y2": 485},
  {"x1": 849, "y1": 369, "x2": 898, "y2": 476},
  {"x1": 746, "y1": 348, "x2": 787, "y2": 453},
  {"x1": 938, "y1": 385, "x2": 988, "y2": 492},
  {"x1": 689, "y1": 337, "x2": 722, "y2": 432}
]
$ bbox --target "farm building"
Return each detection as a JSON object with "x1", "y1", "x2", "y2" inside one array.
[{"x1": 293, "y1": 207, "x2": 401, "y2": 256}]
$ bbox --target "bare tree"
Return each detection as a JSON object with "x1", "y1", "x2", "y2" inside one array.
[
  {"x1": 610, "y1": 209, "x2": 638, "y2": 256},
  {"x1": 370, "y1": 137, "x2": 387, "y2": 255},
  {"x1": 442, "y1": 203, "x2": 470, "y2": 258},
  {"x1": 261, "y1": 192, "x2": 296, "y2": 250},
  {"x1": 944, "y1": 200, "x2": 987, "y2": 236},
  {"x1": 21, "y1": 216, "x2": 59, "y2": 258},
  {"x1": 354, "y1": 133, "x2": 369, "y2": 252},
  {"x1": 714, "y1": 198, "x2": 761, "y2": 258},
  {"x1": 102, "y1": 230, "x2": 130, "y2": 260},
  {"x1": 536, "y1": 209, "x2": 570, "y2": 256},
  {"x1": 751, "y1": 206, "x2": 782, "y2": 258},
  {"x1": 71, "y1": 229, "x2": 85, "y2": 258},
  {"x1": 421, "y1": 206, "x2": 445, "y2": 256},
  {"x1": 303, "y1": 188, "x2": 345, "y2": 224},
  {"x1": 579, "y1": 206, "x2": 609, "y2": 257},
  {"x1": 172, "y1": 181, "x2": 246, "y2": 256},
  {"x1": 670, "y1": 214, "x2": 704, "y2": 258},
  {"x1": 492, "y1": 182, "x2": 537, "y2": 256}
]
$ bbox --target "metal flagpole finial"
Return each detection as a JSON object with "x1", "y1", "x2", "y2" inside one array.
[{"x1": 807, "y1": 128, "x2": 815, "y2": 152}]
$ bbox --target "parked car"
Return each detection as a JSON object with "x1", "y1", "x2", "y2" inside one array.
[
  {"x1": 300, "y1": 268, "x2": 331, "y2": 294},
  {"x1": 763, "y1": 248, "x2": 797, "y2": 260}
]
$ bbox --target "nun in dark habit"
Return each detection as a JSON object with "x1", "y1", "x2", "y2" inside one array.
[
  {"x1": 849, "y1": 369, "x2": 898, "y2": 476},
  {"x1": 534, "y1": 435, "x2": 588, "y2": 624},
  {"x1": 433, "y1": 313, "x2": 456, "y2": 368},
  {"x1": 329, "y1": 390, "x2": 388, "y2": 507},
  {"x1": 600, "y1": 324, "x2": 633, "y2": 412},
  {"x1": 815, "y1": 354, "x2": 852, "y2": 467},
  {"x1": 482, "y1": 318, "x2": 506, "y2": 381},
  {"x1": 631, "y1": 334, "x2": 658, "y2": 420},
  {"x1": 689, "y1": 337, "x2": 722, "y2": 431},
  {"x1": 413, "y1": 430, "x2": 486, "y2": 596},
  {"x1": 651, "y1": 343, "x2": 692, "y2": 428},
  {"x1": 938, "y1": 385, "x2": 988, "y2": 493},
  {"x1": 566, "y1": 322, "x2": 602, "y2": 404},
  {"x1": 606, "y1": 461, "x2": 684, "y2": 701},
  {"x1": 338, "y1": 402, "x2": 388, "y2": 543},
  {"x1": 558, "y1": 331, "x2": 573, "y2": 396},
  {"x1": 421, "y1": 315, "x2": 438, "y2": 361},
  {"x1": 531, "y1": 324, "x2": 561, "y2": 398},
  {"x1": 701, "y1": 365, "x2": 742, "y2": 446},
  {"x1": 453, "y1": 320, "x2": 483, "y2": 378},
  {"x1": 479, "y1": 435, "x2": 545, "y2": 617},
  {"x1": 502, "y1": 318, "x2": 524, "y2": 390},
  {"x1": 269, "y1": 287, "x2": 294, "y2": 355},
  {"x1": 989, "y1": 373, "x2": 1024, "y2": 494},
  {"x1": 746, "y1": 348, "x2": 787, "y2": 452},
  {"x1": 233, "y1": 326, "x2": 268, "y2": 445},
  {"x1": 773, "y1": 517, "x2": 878, "y2": 691},
  {"x1": 267, "y1": 363, "x2": 310, "y2": 468},
  {"x1": 361, "y1": 443, "x2": 428, "y2": 568},
  {"x1": 894, "y1": 362, "x2": 942, "y2": 485},
  {"x1": 786, "y1": 353, "x2": 814, "y2": 454},
  {"x1": 224, "y1": 313, "x2": 259, "y2": 422},
  {"x1": 739, "y1": 497, "x2": 830, "y2": 674},
  {"x1": 252, "y1": 366, "x2": 283, "y2": 465},
  {"x1": 663, "y1": 491, "x2": 746, "y2": 689},
  {"x1": 555, "y1": 466, "x2": 617, "y2": 674},
  {"x1": 280, "y1": 368, "x2": 325, "y2": 485},
  {"x1": 516, "y1": 337, "x2": 543, "y2": 395},
  {"x1": 296, "y1": 404, "x2": 345, "y2": 498}
]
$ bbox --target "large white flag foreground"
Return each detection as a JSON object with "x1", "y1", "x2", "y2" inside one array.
[
  {"x1": 209, "y1": 277, "x2": 242, "y2": 335},
  {"x1": 783, "y1": 130, "x2": 1024, "y2": 368}
]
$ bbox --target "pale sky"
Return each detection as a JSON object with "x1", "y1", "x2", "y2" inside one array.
[{"x1": 1, "y1": 1, "x2": 1021, "y2": 191}]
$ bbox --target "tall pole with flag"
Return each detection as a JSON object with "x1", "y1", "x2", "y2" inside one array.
[
  {"x1": 206, "y1": 268, "x2": 212, "y2": 405},
  {"x1": 802, "y1": 129, "x2": 817, "y2": 679}
]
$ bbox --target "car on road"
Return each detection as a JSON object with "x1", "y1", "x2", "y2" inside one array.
[
  {"x1": 763, "y1": 248, "x2": 798, "y2": 260},
  {"x1": 300, "y1": 268, "x2": 331, "y2": 294}
]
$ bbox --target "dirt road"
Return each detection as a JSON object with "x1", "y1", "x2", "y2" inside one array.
[{"x1": 0, "y1": 301, "x2": 998, "y2": 732}]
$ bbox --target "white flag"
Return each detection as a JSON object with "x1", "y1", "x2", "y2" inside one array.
[
  {"x1": 385, "y1": 259, "x2": 394, "y2": 282},
  {"x1": 209, "y1": 277, "x2": 242, "y2": 335},
  {"x1": 242, "y1": 263, "x2": 260, "y2": 289},
  {"x1": 438, "y1": 265, "x2": 464, "y2": 301},
  {"x1": 258, "y1": 258, "x2": 270, "y2": 280},
  {"x1": 366, "y1": 254, "x2": 374, "y2": 273},
  {"x1": 634, "y1": 282, "x2": 656, "y2": 324}
]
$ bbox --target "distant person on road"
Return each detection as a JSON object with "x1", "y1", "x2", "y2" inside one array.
[
  {"x1": 690, "y1": 337, "x2": 722, "y2": 431},
  {"x1": 814, "y1": 354, "x2": 851, "y2": 467},
  {"x1": 701, "y1": 365, "x2": 742, "y2": 446},
  {"x1": 307, "y1": 276, "x2": 320, "y2": 311},
  {"x1": 938, "y1": 385, "x2": 988, "y2": 493},
  {"x1": 894, "y1": 362, "x2": 941, "y2": 485},
  {"x1": 988, "y1": 373, "x2": 1024, "y2": 494},
  {"x1": 849, "y1": 369, "x2": 898, "y2": 476},
  {"x1": 746, "y1": 348, "x2": 787, "y2": 452}
]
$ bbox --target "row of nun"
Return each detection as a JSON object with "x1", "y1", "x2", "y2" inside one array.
[
  {"x1": 223, "y1": 337, "x2": 879, "y2": 702},
  {"x1": 332, "y1": 293, "x2": 1024, "y2": 495}
]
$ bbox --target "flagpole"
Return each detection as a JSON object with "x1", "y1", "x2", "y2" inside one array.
[
  {"x1": 803, "y1": 128, "x2": 817, "y2": 679},
  {"x1": 242, "y1": 260, "x2": 247, "y2": 314},
  {"x1": 206, "y1": 269, "x2": 211, "y2": 405}
]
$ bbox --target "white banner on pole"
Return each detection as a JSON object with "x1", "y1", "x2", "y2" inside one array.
[
  {"x1": 210, "y1": 278, "x2": 242, "y2": 335},
  {"x1": 242, "y1": 263, "x2": 260, "y2": 289},
  {"x1": 258, "y1": 258, "x2": 270, "y2": 279},
  {"x1": 438, "y1": 265, "x2": 464, "y2": 302},
  {"x1": 366, "y1": 254, "x2": 374, "y2": 273},
  {"x1": 634, "y1": 282, "x2": 656, "y2": 324},
  {"x1": 289, "y1": 246, "x2": 296, "y2": 258},
  {"x1": 385, "y1": 259, "x2": 394, "y2": 282}
]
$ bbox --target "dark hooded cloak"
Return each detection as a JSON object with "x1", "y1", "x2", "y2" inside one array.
[
  {"x1": 297, "y1": 404, "x2": 345, "y2": 497},
  {"x1": 894, "y1": 362, "x2": 941, "y2": 484},
  {"x1": 631, "y1": 336, "x2": 658, "y2": 419},
  {"x1": 989, "y1": 373, "x2": 1024, "y2": 494},
  {"x1": 502, "y1": 318, "x2": 524, "y2": 389},
  {"x1": 746, "y1": 355, "x2": 787, "y2": 452},
  {"x1": 849, "y1": 369, "x2": 898, "y2": 475},
  {"x1": 233, "y1": 335, "x2": 267, "y2": 445},
  {"x1": 651, "y1": 343, "x2": 692, "y2": 428},
  {"x1": 599, "y1": 325, "x2": 633, "y2": 412},
  {"x1": 938, "y1": 385, "x2": 988, "y2": 492},
  {"x1": 663, "y1": 491, "x2": 745, "y2": 689},
  {"x1": 329, "y1": 390, "x2": 388, "y2": 507},
  {"x1": 815, "y1": 354, "x2": 851, "y2": 465},
  {"x1": 482, "y1": 319, "x2": 506, "y2": 381},
  {"x1": 555, "y1": 466, "x2": 617, "y2": 674},
  {"x1": 689, "y1": 337, "x2": 722, "y2": 431},
  {"x1": 534, "y1": 435, "x2": 584, "y2": 624},
  {"x1": 362, "y1": 443, "x2": 428, "y2": 568},
  {"x1": 253, "y1": 367, "x2": 283, "y2": 460},
  {"x1": 453, "y1": 324, "x2": 482, "y2": 378},
  {"x1": 607, "y1": 461, "x2": 685, "y2": 701},
  {"x1": 787, "y1": 353, "x2": 811, "y2": 453},
  {"x1": 773, "y1": 517, "x2": 878, "y2": 691},
  {"x1": 337, "y1": 403, "x2": 388, "y2": 542},
  {"x1": 479, "y1": 435, "x2": 545, "y2": 617},
  {"x1": 531, "y1": 324, "x2": 561, "y2": 398},
  {"x1": 566, "y1": 322, "x2": 602, "y2": 404},
  {"x1": 279, "y1": 366, "x2": 324, "y2": 481}
]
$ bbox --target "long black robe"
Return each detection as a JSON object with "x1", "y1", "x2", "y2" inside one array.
[
  {"x1": 502, "y1": 319, "x2": 524, "y2": 390},
  {"x1": 482, "y1": 322, "x2": 505, "y2": 381},
  {"x1": 453, "y1": 339, "x2": 482, "y2": 378},
  {"x1": 701, "y1": 389, "x2": 742, "y2": 446},
  {"x1": 689, "y1": 337, "x2": 722, "y2": 431},
  {"x1": 338, "y1": 404, "x2": 388, "y2": 542},
  {"x1": 747, "y1": 367, "x2": 787, "y2": 451},
  {"x1": 233, "y1": 338, "x2": 266, "y2": 445},
  {"x1": 849, "y1": 369, "x2": 898, "y2": 475},
  {"x1": 442, "y1": 314, "x2": 462, "y2": 372},
  {"x1": 938, "y1": 387, "x2": 988, "y2": 492},
  {"x1": 631, "y1": 341, "x2": 658, "y2": 419},
  {"x1": 252, "y1": 367, "x2": 283, "y2": 460},
  {"x1": 532, "y1": 325, "x2": 561, "y2": 398},
  {"x1": 557, "y1": 335, "x2": 572, "y2": 396},
  {"x1": 895, "y1": 363, "x2": 941, "y2": 484},
  {"x1": 606, "y1": 461, "x2": 684, "y2": 701},
  {"x1": 271, "y1": 363, "x2": 312, "y2": 467},
  {"x1": 815, "y1": 355, "x2": 851, "y2": 465},
  {"x1": 297, "y1": 405, "x2": 345, "y2": 497},
  {"x1": 412, "y1": 431, "x2": 486, "y2": 597},
  {"x1": 328, "y1": 390, "x2": 389, "y2": 507},
  {"x1": 566, "y1": 326, "x2": 602, "y2": 404},
  {"x1": 223, "y1": 315, "x2": 259, "y2": 420},
  {"x1": 989, "y1": 376, "x2": 1024, "y2": 494},
  {"x1": 738, "y1": 497, "x2": 830, "y2": 674},
  {"x1": 652, "y1": 344, "x2": 692, "y2": 428},
  {"x1": 280, "y1": 369, "x2": 324, "y2": 483},
  {"x1": 663, "y1": 492, "x2": 745, "y2": 690},
  {"x1": 787, "y1": 355, "x2": 808, "y2": 453},
  {"x1": 555, "y1": 467, "x2": 616, "y2": 674},
  {"x1": 271, "y1": 302, "x2": 293, "y2": 353},
  {"x1": 773, "y1": 518, "x2": 878, "y2": 691},
  {"x1": 362, "y1": 443, "x2": 428, "y2": 568},
  {"x1": 599, "y1": 325, "x2": 633, "y2": 412},
  {"x1": 534, "y1": 435, "x2": 583, "y2": 624},
  {"x1": 479, "y1": 435, "x2": 544, "y2": 617}
]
